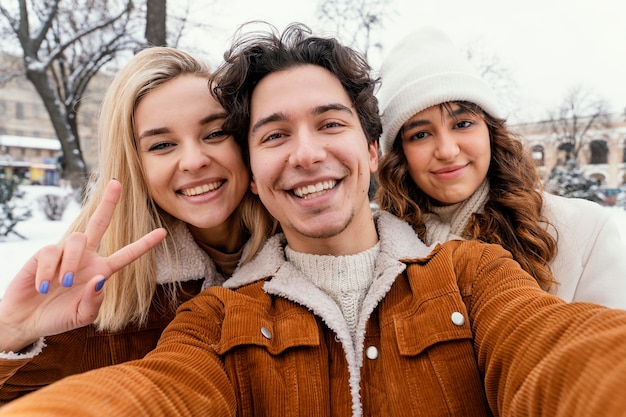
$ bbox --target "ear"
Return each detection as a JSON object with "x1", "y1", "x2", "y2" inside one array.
[
  {"x1": 250, "y1": 178, "x2": 259, "y2": 195},
  {"x1": 368, "y1": 141, "x2": 379, "y2": 173}
]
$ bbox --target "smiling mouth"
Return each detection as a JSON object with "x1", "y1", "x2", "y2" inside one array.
[
  {"x1": 292, "y1": 180, "x2": 337, "y2": 200},
  {"x1": 179, "y1": 180, "x2": 224, "y2": 196},
  {"x1": 433, "y1": 164, "x2": 467, "y2": 175}
]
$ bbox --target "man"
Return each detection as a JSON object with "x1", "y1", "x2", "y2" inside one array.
[{"x1": 2, "y1": 23, "x2": 626, "y2": 417}]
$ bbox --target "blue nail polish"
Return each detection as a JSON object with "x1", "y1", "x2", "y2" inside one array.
[
  {"x1": 95, "y1": 277, "x2": 107, "y2": 292},
  {"x1": 39, "y1": 281, "x2": 50, "y2": 294},
  {"x1": 62, "y1": 272, "x2": 74, "y2": 287}
]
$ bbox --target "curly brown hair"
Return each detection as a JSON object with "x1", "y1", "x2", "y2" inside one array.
[
  {"x1": 376, "y1": 101, "x2": 557, "y2": 290},
  {"x1": 210, "y1": 22, "x2": 382, "y2": 164}
]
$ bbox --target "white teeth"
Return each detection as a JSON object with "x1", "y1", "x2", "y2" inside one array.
[
  {"x1": 293, "y1": 180, "x2": 337, "y2": 200},
  {"x1": 180, "y1": 181, "x2": 223, "y2": 196}
]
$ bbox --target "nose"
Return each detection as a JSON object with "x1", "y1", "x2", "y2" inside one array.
[
  {"x1": 433, "y1": 132, "x2": 460, "y2": 161},
  {"x1": 288, "y1": 129, "x2": 327, "y2": 169},
  {"x1": 179, "y1": 141, "x2": 211, "y2": 172}
]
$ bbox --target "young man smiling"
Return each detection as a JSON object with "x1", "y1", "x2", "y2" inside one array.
[{"x1": 3, "y1": 23, "x2": 626, "y2": 417}]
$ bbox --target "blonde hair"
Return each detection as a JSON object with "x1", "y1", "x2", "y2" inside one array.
[{"x1": 69, "y1": 47, "x2": 276, "y2": 331}]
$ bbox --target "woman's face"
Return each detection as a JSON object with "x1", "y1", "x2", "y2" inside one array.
[
  {"x1": 400, "y1": 103, "x2": 491, "y2": 206},
  {"x1": 135, "y1": 74, "x2": 249, "y2": 240}
]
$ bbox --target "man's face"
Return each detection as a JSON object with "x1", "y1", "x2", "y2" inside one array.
[{"x1": 248, "y1": 64, "x2": 378, "y2": 255}]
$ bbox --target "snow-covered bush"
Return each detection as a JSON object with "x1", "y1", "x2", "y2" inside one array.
[
  {"x1": 544, "y1": 160, "x2": 603, "y2": 203},
  {"x1": 38, "y1": 193, "x2": 74, "y2": 221},
  {"x1": 0, "y1": 173, "x2": 32, "y2": 240}
]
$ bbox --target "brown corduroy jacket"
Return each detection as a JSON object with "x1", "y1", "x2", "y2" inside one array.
[
  {"x1": 2, "y1": 211, "x2": 626, "y2": 416},
  {"x1": 0, "y1": 279, "x2": 204, "y2": 405}
]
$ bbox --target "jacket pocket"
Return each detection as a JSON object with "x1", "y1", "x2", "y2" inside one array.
[
  {"x1": 393, "y1": 291, "x2": 472, "y2": 356},
  {"x1": 216, "y1": 303, "x2": 321, "y2": 355}
]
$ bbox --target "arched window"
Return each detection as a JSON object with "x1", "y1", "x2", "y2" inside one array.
[
  {"x1": 589, "y1": 139, "x2": 608, "y2": 164},
  {"x1": 590, "y1": 172, "x2": 606, "y2": 185},
  {"x1": 556, "y1": 142, "x2": 574, "y2": 165},
  {"x1": 531, "y1": 144, "x2": 544, "y2": 166}
]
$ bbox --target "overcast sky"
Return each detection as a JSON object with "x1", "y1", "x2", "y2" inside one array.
[{"x1": 181, "y1": 0, "x2": 625, "y2": 123}]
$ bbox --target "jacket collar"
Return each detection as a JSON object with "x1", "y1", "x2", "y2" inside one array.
[
  {"x1": 226, "y1": 210, "x2": 434, "y2": 290},
  {"x1": 155, "y1": 220, "x2": 228, "y2": 288}
]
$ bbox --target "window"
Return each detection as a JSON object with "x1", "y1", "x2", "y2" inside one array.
[
  {"x1": 556, "y1": 142, "x2": 574, "y2": 165},
  {"x1": 531, "y1": 145, "x2": 545, "y2": 166},
  {"x1": 589, "y1": 139, "x2": 608, "y2": 164},
  {"x1": 16, "y1": 102, "x2": 24, "y2": 120}
]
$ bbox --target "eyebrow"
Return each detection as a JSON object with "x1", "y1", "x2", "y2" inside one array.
[
  {"x1": 403, "y1": 107, "x2": 470, "y2": 131},
  {"x1": 137, "y1": 111, "x2": 228, "y2": 140},
  {"x1": 250, "y1": 103, "x2": 354, "y2": 135}
]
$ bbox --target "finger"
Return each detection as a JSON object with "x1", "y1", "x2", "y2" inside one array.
[
  {"x1": 83, "y1": 179, "x2": 122, "y2": 251},
  {"x1": 56, "y1": 232, "x2": 88, "y2": 287},
  {"x1": 4, "y1": 254, "x2": 42, "y2": 297},
  {"x1": 34, "y1": 245, "x2": 64, "y2": 292},
  {"x1": 75, "y1": 275, "x2": 107, "y2": 328},
  {"x1": 105, "y1": 228, "x2": 167, "y2": 274}
]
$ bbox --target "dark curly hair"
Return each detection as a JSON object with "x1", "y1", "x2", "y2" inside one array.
[
  {"x1": 210, "y1": 22, "x2": 382, "y2": 165},
  {"x1": 376, "y1": 101, "x2": 558, "y2": 290}
]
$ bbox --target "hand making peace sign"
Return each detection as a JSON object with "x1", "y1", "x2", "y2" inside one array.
[{"x1": 0, "y1": 180, "x2": 166, "y2": 353}]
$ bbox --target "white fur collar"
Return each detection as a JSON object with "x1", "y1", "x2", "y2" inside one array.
[
  {"x1": 227, "y1": 210, "x2": 433, "y2": 289},
  {"x1": 155, "y1": 220, "x2": 227, "y2": 288}
]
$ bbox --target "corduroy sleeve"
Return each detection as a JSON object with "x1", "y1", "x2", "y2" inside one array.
[
  {"x1": 453, "y1": 241, "x2": 626, "y2": 416},
  {"x1": 0, "y1": 288, "x2": 237, "y2": 417}
]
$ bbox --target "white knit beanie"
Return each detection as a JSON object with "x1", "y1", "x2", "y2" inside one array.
[{"x1": 378, "y1": 27, "x2": 503, "y2": 154}]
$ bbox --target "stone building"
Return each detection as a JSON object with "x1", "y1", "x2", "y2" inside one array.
[
  {"x1": 513, "y1": 115, "x2": 626, "y2": 188},
  {"x1": 0, "y1": 52, "x2": 110, "y2": 183}
]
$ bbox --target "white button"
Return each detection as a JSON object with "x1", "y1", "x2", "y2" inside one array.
[
  {"x1": 451, "y1": 312, "x2": 465, "y2": 326},
  {"x1": 260, "y1": 326, "x2": 272, "y2": 339},
  {"x1": 365, "y1": 346, "x2": 379, "y2": 360}
]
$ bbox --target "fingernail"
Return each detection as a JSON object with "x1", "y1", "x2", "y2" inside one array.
[
  {"x1": 95, "y1": 277, "x2": 107, "y2": 292},
  {"x1": 62, "y1": 272, "x2": 74, "y2": 287},
  {"x1": 39, "y1": 281, "x2": 50, "y2": 294}
]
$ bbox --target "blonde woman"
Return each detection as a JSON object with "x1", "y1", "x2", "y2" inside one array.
[{"x1": 0, "y1": 47, "x2": 275, "y2": 403}]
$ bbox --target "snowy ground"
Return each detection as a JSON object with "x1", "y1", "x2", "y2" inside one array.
[{"x1": 1, "y1": 185, "x2": 80, "y2": 298}]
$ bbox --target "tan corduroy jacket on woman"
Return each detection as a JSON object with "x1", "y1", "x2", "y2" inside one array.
[
  {"x1": 2, "y1": 211, "x2": 626, "y2": 416},
  {"x1": 0, "y1": 221, "x2": 228, "y2": 405}
]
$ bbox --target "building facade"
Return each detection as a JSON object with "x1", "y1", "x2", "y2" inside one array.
[
  {"x1": 0, "y1": 52, "x2": 110, "y2": 183},
  {"x1": 514, "y1": 115, "x2": 626, "y2": 188}
]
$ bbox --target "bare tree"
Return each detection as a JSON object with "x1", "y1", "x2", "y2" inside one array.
[
  {"x1": 464, "y1": 43, "x2": 519, "y2": 119},
  {"x1": 143, "y1": 0, "x2": 214, "y2": 52},
  {"x1": 548, "y1": 86, "x2": 612, "y2": 164},
  {"x1": 0, "y1": 0, "x2": 140, "y2": 192},
  {"x1": 145, "y1": 0, "x2": 166, "y2": 47},
  {"x1": 316, "y1": 0, "x2": 394, "y2": 59}
]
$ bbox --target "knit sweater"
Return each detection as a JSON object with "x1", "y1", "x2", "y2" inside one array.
[{"x1": 285, "y1": 243, "x2": 380, "y2": 343}]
